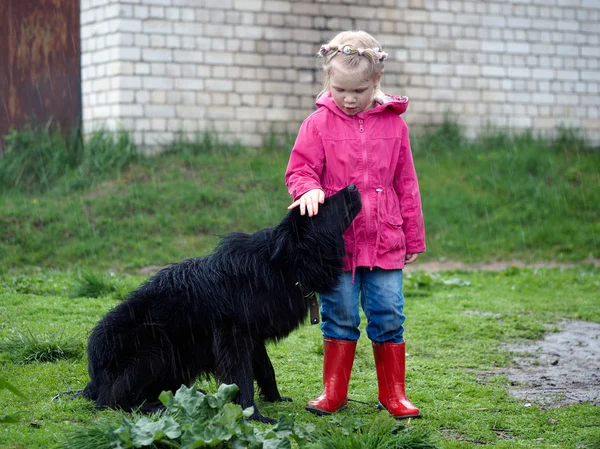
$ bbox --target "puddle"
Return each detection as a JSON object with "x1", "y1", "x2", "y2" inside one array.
[{"x1": 499, "y1": 320, "x2": 600, "y2": 407}]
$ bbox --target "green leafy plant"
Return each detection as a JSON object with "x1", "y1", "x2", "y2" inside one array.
[{"x1": 63, "y1": 384, "x2": 307, "y2": 449}]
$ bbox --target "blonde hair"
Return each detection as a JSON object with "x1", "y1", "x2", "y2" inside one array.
[{"x1": 317, "y1": 30, "x2": 387, "y2": 99}]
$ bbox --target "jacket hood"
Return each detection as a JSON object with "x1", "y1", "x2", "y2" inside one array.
[{"x1": 316, "y1": 92, "x2": 409, "y2": 119}]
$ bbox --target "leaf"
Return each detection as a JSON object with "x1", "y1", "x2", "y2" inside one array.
[
  {"x1": 272, "y1": 414, "x2": 294, "y2": 433},
  {"x1": 263, "y1": 439, "x2": 292, "y2": 449},
  {"x1": 214, "y1": 383, "x2": 239, "y2": 403},
  {"x1": 161, "y1": 415, "x2": 182, "y2": 439},
  {"x1": 0, "y1": 376, "x2": 26, "y2": 398},
  {"x1": 214, "y1": 403, "x2": 244, "y2": 429},
  {"x1": 181, "y1": 420, "x2": 225, "y2": 448},
  {"x1": 113, "y1": 417, "x2": 135, "y2": 449},
  {"x1": 130, "y1": 416, "x2": 182, "y2": 446},
  {"x1": 269, "y1": 414, "x2": 294, "y2": 440},
  {"x1": 242, "y1": 406, "x2": 255, "y2": 418},
  {"x1": 181, "y1": 402, "x2": 248, "y2": 448},
  {"x1": 159, "y1": 390, "x2": 178, "y2": 412},
  {"x1": 169, "y1": 384, "x2": 206, "y2": 417},
  {"x1": 207, "y1": 395, "x2": 219, "y2": 409}
]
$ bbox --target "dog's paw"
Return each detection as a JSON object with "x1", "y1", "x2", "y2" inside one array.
[
  {"x1": 260, "y1": 393, "x2": 293, "y2": 403},
  {"x1": 250, "y1": 412, "x2": 277, "y2": 425},
  {"x1": 258, "y1": 415, "x2": 277, "y2": 425}
]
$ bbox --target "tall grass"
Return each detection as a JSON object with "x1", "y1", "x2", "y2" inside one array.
[
  {"x1": 164, "y1": 130, "x2": 245, "y2": 156},
  {"x1": 0, "y1": 329, "x2": 84, "y2": 364},
  {"x1": 0, "y1": 125, "x2": 81, "y2": 192},
  {"x1": 2, "y1": 120, "x2": 594, "y2": 194},
  {"x1": 70, "y1": 270, "x2": 135, "y2": 299},
  {"x1": 0, "y1": 125, "x2": 140, "y2": 193}
]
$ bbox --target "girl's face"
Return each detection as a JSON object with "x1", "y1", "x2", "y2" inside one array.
[{"x1": 328, "y1": 63, "x2": 382, "y2": 116}]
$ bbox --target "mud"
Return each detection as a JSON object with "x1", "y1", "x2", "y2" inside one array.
[{"x1": 498, "y1": 320, "x2": 600, "y2": 407}]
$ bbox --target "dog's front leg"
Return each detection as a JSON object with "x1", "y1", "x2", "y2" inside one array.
[
  {"x1": 212, "y1": 328, "x2": 276, "y2": 424},
  {"x1": 252, "y1": 341, "x2": 292, "y2": 403}
]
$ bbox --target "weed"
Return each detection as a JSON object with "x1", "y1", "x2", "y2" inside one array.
[
  {"x1": 0, "y1": 125, "x2": 81, "y2": 192},
  {"x1": 0, "y1": 126, "x2": 141, "y2": 193},
  {"x1": 1, "y1": 329, "x2": 84, "y2": 364},
  {"x1": 70, "y1": 270, "x2": 133, "y2": 299}
]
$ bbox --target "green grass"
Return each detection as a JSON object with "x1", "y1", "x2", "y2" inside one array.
[
  {"x1": 69, "y1": 270, "x2": 139, "y2": 299},
  {"x1": 0, "y1": 123, "x2": 599, "y2": 447},
  {"x1": 0, "y1": 126, "x2": 141, "y2": 193},
  {"x1": 0, "y1": 267, "x2": 599, "y2": 448},
  {"x1": 0, "y1": 123, "x2": 598, "y2": 272},
  {"x1": 412, "y1": 123, "x2": 599, "y2": 263},
  {"x1": 0, "y1": 329, "x2": 83, "y2": 364}
]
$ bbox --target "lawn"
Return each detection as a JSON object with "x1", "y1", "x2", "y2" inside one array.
[
  {"x1": 1, "y1": 267, "x2": 599, "y2": 448},
  {"x1": 0, "y1": 124, "x2": 599, "y2": 448}
]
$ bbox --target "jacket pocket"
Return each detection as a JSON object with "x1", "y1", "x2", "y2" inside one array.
[{"x1": 379, "y1": 214, "x2": 405, "y2": 252}]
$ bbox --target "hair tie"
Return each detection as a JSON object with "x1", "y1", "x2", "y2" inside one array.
[
  {"x1": 339, "y1": 45, "x2": 352, "y2": 55},
  {"x1": 317, "y1": 45, "x2": 331, "y2": 57},
  {"x1": 317, "y1": 43, "x2": 388, "y2": 61},
  {"x1": 374, "y1": 48, "x2": 388, "y2": 61}
]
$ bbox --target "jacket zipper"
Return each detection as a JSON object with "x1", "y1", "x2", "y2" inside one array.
[{"x1": 358, "y1": 117, "x2": 372, "y2": 267}]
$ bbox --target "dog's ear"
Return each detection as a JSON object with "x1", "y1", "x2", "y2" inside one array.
[{"x1": 271, "y1": 209, "x2": 303, "y2": 266}]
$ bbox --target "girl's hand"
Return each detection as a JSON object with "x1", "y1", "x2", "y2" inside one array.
[
  {"x1": 288, "y1": 189, "x2": 325, "y2": 217},
  {"x1": 405, "y1": 254, "x2": 418, "y2": 264}
]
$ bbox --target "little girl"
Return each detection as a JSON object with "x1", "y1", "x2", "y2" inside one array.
[{"x1": 285, "y1": 30, "x2": 425, "y2": 419}]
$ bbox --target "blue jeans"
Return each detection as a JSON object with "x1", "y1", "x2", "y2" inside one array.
[{"x1": 319, "y1": 267, "x2": 406, "y2": 343}]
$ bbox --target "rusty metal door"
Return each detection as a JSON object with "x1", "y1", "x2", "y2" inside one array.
[{"x1": 0, "y1": 0, "x2": 81, "y2": 145}]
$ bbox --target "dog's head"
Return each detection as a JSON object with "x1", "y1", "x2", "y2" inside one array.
[
  {"x1": 297, "y1": 184, "x2": 362, "y2": 238},
  {"x1": 271, "y1": 185, "x2": 362, "y2": 270}
]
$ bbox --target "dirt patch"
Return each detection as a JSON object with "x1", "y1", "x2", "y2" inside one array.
[
  {"x1": 409, "y1": 258, "x2": 600, "y2": 272},
  {"x1": 495, "y1": 320, "x2": 600, "y2": 408}
]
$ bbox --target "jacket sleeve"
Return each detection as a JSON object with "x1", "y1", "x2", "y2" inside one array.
[
  {"x1": 393, "y1": 119, "x2": 426, "y2": 254},
  {"x1": 285, "y1": 118, "x2": 325, "y2": 200}
]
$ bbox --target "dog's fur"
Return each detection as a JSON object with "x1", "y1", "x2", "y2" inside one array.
[{"x1": 82, "y1": 185, "x2": 362, "y2": 423}]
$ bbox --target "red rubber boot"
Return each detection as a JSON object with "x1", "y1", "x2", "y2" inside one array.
[
  {"x1": 373, "y1": 341, "x2": 421, "y2": 419},
  {"x1": 306, "y1": 338, "x2": 357, "y2": 415}
]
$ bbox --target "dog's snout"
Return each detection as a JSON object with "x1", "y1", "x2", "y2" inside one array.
[{"x1": 347, "y1": 184, "x2": 357, "y2": 191}]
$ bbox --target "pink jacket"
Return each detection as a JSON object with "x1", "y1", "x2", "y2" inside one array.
[{"x1": 285, "y1": 92, "x2": 426, "y2": 275}]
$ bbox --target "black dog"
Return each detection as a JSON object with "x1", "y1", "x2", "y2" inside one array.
[{"x1": 83, "y1": 185, "x2": 361, "y2": 423}]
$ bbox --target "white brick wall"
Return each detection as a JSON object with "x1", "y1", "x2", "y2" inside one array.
[{"x1": 81, "y1": 0, "x2": 600, "y2": 148}]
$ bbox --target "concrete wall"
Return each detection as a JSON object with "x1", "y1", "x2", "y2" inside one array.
[{"x1": 80, "y1": 0, "x2": 600, "y2": 148}]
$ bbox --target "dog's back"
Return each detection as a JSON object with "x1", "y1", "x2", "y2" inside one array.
[{"x1": 84, "y1": 264, "x2": 213, "y2": 408}]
